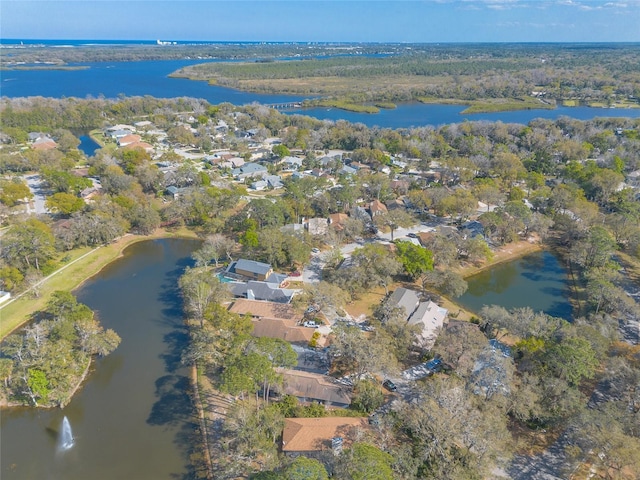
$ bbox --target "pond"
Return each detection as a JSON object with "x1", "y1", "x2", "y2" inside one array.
[
  {"x1": 456, "y1": 250, "x2": 573, "y2": 320},
  {"x1": 77, "y1": 134, "x2": 101, "y2": 157},
  {"x1": 0, "y1": 238, "x2": 201, "y2": 480}
]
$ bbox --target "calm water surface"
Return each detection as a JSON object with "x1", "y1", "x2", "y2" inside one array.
[
  {"x1": 78, "y1": 135, "x2": 101, "y2": 157},
  {"x1": 0, "y1": 238, "x2": 200, "y2": 480},
  {"x1": 457, "y1": 250, "x2": 572, "y2": 320},
  {"x1": 3, "y1": 59, "x2": 640, "y2": 127}
]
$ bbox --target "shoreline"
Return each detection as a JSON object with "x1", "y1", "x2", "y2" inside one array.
[
  {"x1": 457, "y1": 238, "x2": 543, "y2": 279},
  {"x1": 442, "y1": 239, "x2": 544, "y2": 322}
]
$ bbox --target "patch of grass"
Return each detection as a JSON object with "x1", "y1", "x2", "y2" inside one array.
[
  {"x1": 344, "y1": 287, "x2": 387, "y2": 319},
  {"x1": 374, "y1": 102, "x2": 397, "y2": 109},
  {"x1": 0, "y1": 228, "x2": 198, "y2": 340},
  {"x1": 306, "y1": 98, "x2": 380, "y2": 113},
  {"x1": 462, "y1": 98, "x2": 555, "y2": 114}
]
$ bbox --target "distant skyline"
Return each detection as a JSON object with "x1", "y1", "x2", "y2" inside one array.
[{"x1": 1, "y1": 1, "x2": 639, "y2": 43}]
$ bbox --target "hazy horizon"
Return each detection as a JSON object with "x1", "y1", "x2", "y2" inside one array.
[{"x1": 2, "y1": 1, "x2": 639, "y2": 44}]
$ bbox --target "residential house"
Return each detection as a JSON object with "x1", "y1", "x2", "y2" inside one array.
[
  {"x1": 407, "y1": 300, "x2": 447, "y2": 348},
  {"x1": 388, "y1": 287, "x2": 447, "y2": 347},
  {"x1": 460, "y1": 220, "x2": 485, "y2": 240},
  {"x1": 229, "y1": 299, "x2": 317, "y2": 344},
  {"x1": 123, "y1": 141, "x2": 153, "y2": 153},
  {"x1": 165, "y1": 185, "x2": 188, "y2": 200},
  {"x1": 250, "y1": 180, "x2": 268, "y2": 191},
  {"x1": 265, "y1": 175, "x2": 284, "y2": 189},
  {"x1": 337, "y1": 165, "x2": 357, "y2": 176},
  {"x1": 387, "y1": 287, "x2": 421, "y2": 321},
  {"x1": 226, "y1": 259, "x2": 273, "y2": 281},
  {"x1": 276, "y1": 369, "x2": 352, "y2": 407},
  {"x1": 328, "y1": 213, "x2": 349, "y2": 231},
  {"x1": 229, "y1": 280, "x2": 298, "y2": 303},
  {"x1": 28, "y1": 132, "x2": 45, "y2": 142},
  {"x1": 390, "y1": 180, "x2": 410, "y2": 195},
  {"x1": 348, "y1": 161, "x2": 370, "y2": 172},
  {"x1": 386, "y1": 198, "x2": 406, "y2": 211},
  {"x1": 231, "y1": 163, "x2": 268, "y2": 181},
  {"x1": 306, "y1": 217, "x2": 329, "y2": 236},
  {"x1": 31, "y1": 136, "x2": 57, "y2": 150},
  {"x1": 282, "y1": 156, "x2": 304, "y2": 170},
  {"x1": 369, "y1": 199, "x2": 388, "y2": 217},
  {"x1": 282, "y1": 417, "x2": 368, "y2": 455},
  {"x1": 117, "y1": 134, "x2": 142, "y2": 147}
]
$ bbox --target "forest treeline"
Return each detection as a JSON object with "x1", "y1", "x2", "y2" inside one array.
[{"x1": 169, "y1": 45, "x2": 640, "y2": 106}]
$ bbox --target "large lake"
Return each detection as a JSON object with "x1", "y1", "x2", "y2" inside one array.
[
  {"x1": 0, "y1": 238, "x2": 200, "y2": 480},
  {"x1": 457, "y1": 250, "x2": 572, "y2": 320},
  {"x1": 3, "y1": 59, "x2": 640, "y2": 128}
]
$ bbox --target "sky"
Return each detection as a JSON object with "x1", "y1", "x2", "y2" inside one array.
[{"x1": 1, "y1": 0, "x2": 639, "y2": 43}]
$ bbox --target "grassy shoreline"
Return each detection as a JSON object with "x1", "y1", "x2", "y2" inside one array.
[{"x1": 0, "y1": 227, "x2": 199, "y2": 340}]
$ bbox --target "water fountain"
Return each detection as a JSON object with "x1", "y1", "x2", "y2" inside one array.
[{"x1": 58, "y1": 416, "x2": 74, "y2": 452}]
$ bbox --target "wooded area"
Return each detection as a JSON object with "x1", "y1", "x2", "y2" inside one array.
[{"x1": 1, "y1": 94, "x2": 640, "y2": 478}]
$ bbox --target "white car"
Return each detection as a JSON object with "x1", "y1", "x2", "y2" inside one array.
[{"x1": 303, "y1": 321, "x2": 319, "y2": 328}]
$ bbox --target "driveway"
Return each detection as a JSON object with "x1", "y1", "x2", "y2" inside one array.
[{"x1": 24, "y1": 174, "x2": 48, "y2": 215}]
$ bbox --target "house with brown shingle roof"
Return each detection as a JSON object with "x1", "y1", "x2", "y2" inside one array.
[
  {"x1": 276, "y1": 368, "x2": 352, "y2": 407},
  {"x1": 31, "y1": 136, "x2": 57, "y2": 150},
  {"x1": 117, "y1": 134, "x2": 142, "y2": 147},
  {"x1": 328, "y1": 213, "x2": 349, "y2": 231},
  {"x1": 369, "y1": 199, "x2": 388, "y2": 217},
  {"x1": 282, "y1": 417, "x2": 368, "y2": 454},
  {"x1": 123, "y1": 141, "x2": 153, "y2": 153},
  {"x1": 228, "y1": 299, "x2": 323, "y2": 345}
]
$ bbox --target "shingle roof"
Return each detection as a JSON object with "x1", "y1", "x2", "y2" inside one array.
[
  {"x1": 282, "y1": 417, "x2": 368, "y2": 452},
  {"x1": 278, "y1": 369, "x2": 352, "y2": 406},
  {"x1": 229, "y1": 299, "x2": 300, "y2": 321},
  {"x1": 234, "y1": 259, "x2": 272, "y2": 276},
  {"x1": 251, "y1": 318, "x2": 314, "y2": 343},
  {"x1": 388, "y1": 287, "x2": 420, "y2": 320},
  {"x1": 229, "y1": 299, "x2": 311, "y2": 343},
  {"x1": 230, "y1": 281, "x2": 296, "y2": 303}
]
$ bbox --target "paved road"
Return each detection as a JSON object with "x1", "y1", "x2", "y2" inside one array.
[{"x1": 24, "y1": 174, "x2": 48, "y2": 214}]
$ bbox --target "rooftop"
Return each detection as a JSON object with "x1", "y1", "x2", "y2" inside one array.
[{"x1": 282, "y1": 417, "x2": 368, "y2": 452}]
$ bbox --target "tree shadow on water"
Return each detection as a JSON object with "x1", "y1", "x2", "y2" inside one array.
[
  {"x1": 147, "y1": 374, "x2": 192, "y2": 427},
  {"x1": 148, "y1": 374, "x2": 204, "y2": 480},
  {"x1": 161, "y1": 328, "x2": 190, "y2": 372}
]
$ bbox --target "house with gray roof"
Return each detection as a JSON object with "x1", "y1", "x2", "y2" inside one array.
[
  {"x1": 265, "y1": 175, "x2": 284, "y2": 189},
  {"x1": 276, "y1": 369, "x2": 352, "y2": 407},
  {"x1": 231, "y1": 163, "x2": 268, "y2": 180},
  {"x1": 408, "y1": 300, "x2": 447, "y2": 348},
  {"x1": 229, "y1": 280, "x2": 298, "y2": 303},
  {"x1": 387, "y1": 287, "x2": 420, "y2": 321},
  {"x1": 226, "y1": 259, "x2": 273, "y2": 281}
]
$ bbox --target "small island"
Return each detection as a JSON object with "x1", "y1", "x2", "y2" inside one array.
[{"x1": 0, "y1": 291, "x2": 120, "y2": 408}]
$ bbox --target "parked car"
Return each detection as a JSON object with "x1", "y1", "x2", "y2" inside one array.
[
  {"x1": 382, "y1": 379, "x2": 397, "y2": 392},
  {"x1": 303, "y1": 321, "x2": 319, "y2": 328},
  {"x1": 311, "y1": 247, "x2": 320, "y2": 253},
  {"x1": 407, "y1": 232, "x2": 418, "y2": 238},
  {"x1": 290, "y1": 271, "x2": 302, "y2": 277}
]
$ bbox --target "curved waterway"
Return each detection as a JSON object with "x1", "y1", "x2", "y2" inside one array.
[
  {"x1": 3, "y1": 59, "x2": 640, "y2": 128},
  {"x1": 457, "y1": 250, "x2": 573, "y2": 320},
  {"x1": 0, "y1": 238, "x2": 200, "y2": 480}
]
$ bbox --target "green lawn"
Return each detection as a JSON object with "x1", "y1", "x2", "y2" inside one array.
[{"x1": 0, "y1": 228, "x2": 199, "y2": 340}]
